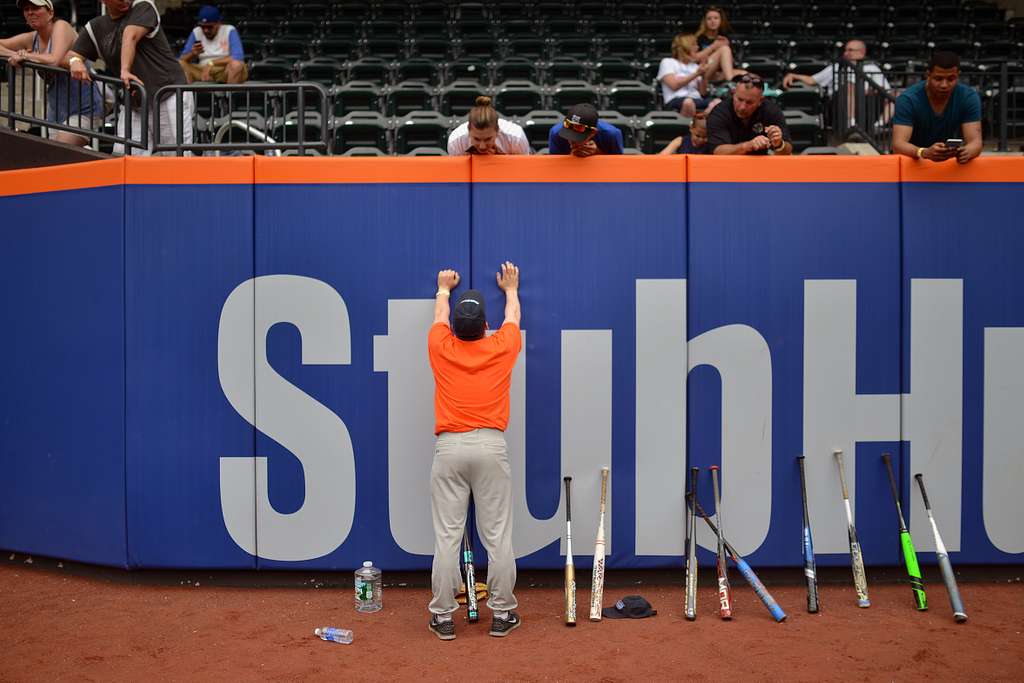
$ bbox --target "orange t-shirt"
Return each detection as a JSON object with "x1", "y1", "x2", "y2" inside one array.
[{"x1": 427, "y1": 321, "x2": 522, "y2": 435}]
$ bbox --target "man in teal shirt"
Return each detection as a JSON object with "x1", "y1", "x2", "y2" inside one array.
[{"x1": 892, "y1": 51, "x2": 982, "y2": 163}]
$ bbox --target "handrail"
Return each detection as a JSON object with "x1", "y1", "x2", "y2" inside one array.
[
  {"x1": 2, "y1": 57, "x2": 149, "y2": 154},
  {"x1": 212, "y1": 118, "x2": 283, "y2": 156}
]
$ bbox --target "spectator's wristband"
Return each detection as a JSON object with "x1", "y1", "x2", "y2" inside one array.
[
  {"x1": 771, "y1": 140, "x2": 784, "y2": 151},
  {"x1": 436, "y1": 290, "x2": 450, "y2": 297},
  {"x1": 916, "y1": 147, "x2": 925, "y2": 159},
  {"x1": 69, "y1": 56, "x2": 83, "y2": 66}
]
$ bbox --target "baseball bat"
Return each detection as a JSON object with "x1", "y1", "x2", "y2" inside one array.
[
  {"x1": 882, "y1": 453, "x2": 927, "y2": 611},
  {"x1": 710, "y1": 465, "x2": 732, "y2": 619},
  {"x1": 796, "y1": 455, "x2": 820, "y2": 613},
  {"x1": 684, "y1": 466, "x2": 699, "y2": 621},
  {"x1": 915, "y1": 473, "x2": 967, "y2": 623},
  {"x1": 462, "y1": 525, "x2": 479, "y2": 623},
  {"x1": 589, "y1": 466, "x2": 610, "y2": 621},
  {"x1": 834, "y1": 449, "x2": 870, "y2": 607},
  {"x1": 563, "y1": 476, "x2": 576, "y2": 626},
  {"x1": 694, "y1": 500, "x2": 786, "y2": 622}
]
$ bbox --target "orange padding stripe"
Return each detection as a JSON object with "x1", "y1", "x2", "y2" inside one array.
[
  {"x1": 689, "y1": 155, "x2": 901, "y2": 183},
  {"x1": 0, "y1": 158, "x2": 124, "y2": 197},
  {"x1": 254, "y1": 156, "x2": 472, "y2": 183},
  {"x1": 471, "y1": 155, "x2": 686, "y2": 182},
  {"x1": 900, "y1": 156, "x2": 1024, "y2": 182},
  {"x1": 125, "y1": 156, "x2": 254, "y2": 184}
]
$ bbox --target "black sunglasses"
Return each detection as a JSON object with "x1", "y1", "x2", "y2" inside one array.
[{"x1": 738, "y1": 74, "x2": 764, "y2": 89}]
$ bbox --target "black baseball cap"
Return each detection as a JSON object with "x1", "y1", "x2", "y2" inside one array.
[
  {"x1": 602, "y1": 595, "x2": 658, "y2": 619},
  {"x1": 558, "y1": 103, "x2": 599, "y2": 143},
  {"x1": 453, "y1": 290, "x2": 486, "y2": 341}
]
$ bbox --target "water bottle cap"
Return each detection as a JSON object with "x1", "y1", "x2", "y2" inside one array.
[
  {"x1": 363, "y1": 561, "x2": 372, "y2": 567},
  {"x1": 314, "y1": 628, "x2": 321, "y2": 636}
]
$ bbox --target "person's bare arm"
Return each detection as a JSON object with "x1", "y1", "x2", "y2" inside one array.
[
  {"x1": 957, "y1": 120, "x2": 983, "y2": 163},
  {"x1": 0, "y1": 32, "x2": 35, "y2": 60},
  {"x1": 713, "y1": 137, "x2": 769, "y2": 155},
  {"x1": 119, "y1": 24, "x2": 148, "y2": 88},
  {"x1": 661, "y1": 64, "x2": 706, "y2": 90},
  {"x1": 434, "y1": 269, "x2": 460, "y2": 326},
  {"x1": 659, "y1": 136, "x2": 683, "y2": 155},
  {"x1": 19, "y1": 20, "x2": 75, "y2": 65},
  {"x1": 892, "y1": 124, "x2": 955, "y2": 161},
  {"x1": 496, "y1": 261, "x2": 520, "y2": 327},
  {"x1": 782, "y1": 73, "x2": 815, "y2": 89}
]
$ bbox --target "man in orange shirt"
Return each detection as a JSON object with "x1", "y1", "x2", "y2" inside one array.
[{"x1": 426, "y1": 262, "x2": 522, "y2": 640}]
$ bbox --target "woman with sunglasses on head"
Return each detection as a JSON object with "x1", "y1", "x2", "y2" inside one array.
[
  {"x1": 547, "y1": 103, "x2": 624, "y2": 157},
  {"x1": 693, "y1": 5, "x2": 745, "y2": 83},
  {"x1": 0, "y1": 0, "x2": 103, "y2": 146},
  {"x1": 447, "y1": 96, "x2": 531, "y2": 155}
]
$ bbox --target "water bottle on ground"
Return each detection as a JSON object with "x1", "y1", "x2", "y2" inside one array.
[
  {"x1": 314, "y1": 627, "x2": 353, "y2": 644},
  {"x1": 354, "y1": 560, "x2": 383, "y2": 613}
]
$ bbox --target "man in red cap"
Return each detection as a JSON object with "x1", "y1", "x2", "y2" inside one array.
[{"x1": 426, "y1": 262, "x2": 523, "y2": 640}]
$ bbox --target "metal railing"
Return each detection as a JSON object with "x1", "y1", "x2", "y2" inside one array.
[
  {"x1": 151, "y1": 82, "x2": 329, "y2": 156},
  {"x1": 830, "y1": 60, "x2": 1020, "y2": 153},
  {"x1": 3, "y1": 58, "x2": 149, "y2": 154}
]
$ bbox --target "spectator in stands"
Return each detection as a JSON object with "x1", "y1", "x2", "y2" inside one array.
[
  {"x1": 659, "y1": 112, "x2": 709, "y2": 154},
  {"x1": 694, "y1": 6, "x2": 744, "y2": 83},
  {"x1": 658, "y1": 34, "x2": 716, "y2": 117},
  {"x1": 892, "y1": 51, "x2": 983, "y2": 164},
  {"x1": 447, "y1": 96, "x2": 531, "y2": 155},
  {"x1": 782, "y1": 40, "x2": 889, "y2": 93},
  {"x1": 67, "y1": 0, "x2": 193, "y2": 156},
  {"x1": 178, "y1": 5, "x2": 247, "y2": 84},
  {"x1": 706, "y1": 74, "x2": 792, "y2": 155},
  {"x1": 548, "y1": 103, "x2": 624, "y2": 156},
  {"x1": 0, "y1": 0, "x2": 102, "y2": 146}
]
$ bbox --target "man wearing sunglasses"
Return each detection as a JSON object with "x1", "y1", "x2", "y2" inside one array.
[
  {"x1": 548, "y1": 103, "x2": 624, "y2": 157},
  {"x1": 706, "y1": 74, "x2": 792, "y2": 155}
]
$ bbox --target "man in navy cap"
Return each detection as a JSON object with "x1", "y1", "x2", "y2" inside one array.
[
  {"x1": 178, "y1": 4, "x2": 247, "y2": 84},
  {"x1": 547, "y1": 103, "x2": 624, "y2": 156}
]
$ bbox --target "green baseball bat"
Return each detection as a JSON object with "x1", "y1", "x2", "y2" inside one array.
[{"x1": 882, "y1": 453, "x2": 927, "y2": 611}]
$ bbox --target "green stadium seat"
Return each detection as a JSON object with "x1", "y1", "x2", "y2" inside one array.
[
  {"x1": 346, "y1": 57, "x2": 391, "y2": 85},
  {"x1": 447, "y1": 58, "x2": 490, "y2": 85},
  {"x1": 551, "y1": 80, "x2": 599, "y2": 111},
  {"x1": 396, "y1": 58, "x2": 442, "y2": 86},
  {"x1": 598, "y1": 109, "x2": 638, "y2": 148},
  {"x1": 394, "y1": 111, "x2": 450, "y2": 153},
  {"x1": 296, "y1": 58, "x2": 345, "y2": 87},
  {"x1": 331, "y1": 81, "x2": 382, "y2": 115},
  {"x1": 439, "y1": 80, "x2": 486, "y2": 116},
  {"x1": 519, "y1": 110, "x2": 563, "y2": 150},
  {"x1": 641, "y1": 110, "x2": 689, "y2": 154},
  {"x1": 546, "y1": 57, "x2": 587, "y2": 85},
  {"x1": 332, "y1": 111, "x2": 390, "y2": 153},
  {"x1": 494, "y1": 80, "x2": 545, "y2": 116},
  {"x1": 783, "y1": 109, "x2": 823, "y2": 153},
  {"x1": 386, "y1": 81, "x2": 435, "y2": 116},
  {"x1": 605, "y1": 80, "x2": 656, "y2": 117},
  {"x1": 496, "y1": 57, "x2": 540, "y2": 84}
]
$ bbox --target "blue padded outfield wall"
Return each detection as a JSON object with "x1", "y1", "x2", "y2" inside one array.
[{"x1": 0, "y1": 155, "x2": 1022, "y2": 571}]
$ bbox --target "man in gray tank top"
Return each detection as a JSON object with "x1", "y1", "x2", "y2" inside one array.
[{"x1": 66, "y1": 0, "x2": 193, "y2": 155}]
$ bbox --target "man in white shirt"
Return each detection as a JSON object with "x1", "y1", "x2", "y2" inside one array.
[
  {"x1": 178, "y1": 4, "x2": 247, "y2": 84},
  {"x1": 782, "y1": 40, "x2": 889, "y2": 94},
  {"x1": 447, "y1": 95, "x2": 531, "y2": 155}
]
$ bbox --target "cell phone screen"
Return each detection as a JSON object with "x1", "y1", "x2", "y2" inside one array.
[{"x1": 945, "y1": 138, "x2": 963, "y2": 148}]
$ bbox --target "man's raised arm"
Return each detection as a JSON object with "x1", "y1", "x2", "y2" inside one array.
[
  {"x1": 496, "y1": 261, "x2": 520, "y2": 327},
  {"x1": 434, "y1": 269, "x2": 460, "y2": 326}
]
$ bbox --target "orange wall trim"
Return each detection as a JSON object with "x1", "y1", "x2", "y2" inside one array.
[
  {"x1": 900, "y1": 156, "x2": 1024, "y2": 182},
  {"x1": 125, "y1": 156, "x2": 254, "y2": 184},
  {"x1": 0, "y1": 158, "x2": 124, "y2": 197},
  {"x1": 471, "y1": 155, "x2": 686, "y2": 182},
  {"x1": 254, "y1": 156, "x2": 472, "y2": 184},
  {"x1": 689, "y1": 155, "x2": 901, "y2": 183}
]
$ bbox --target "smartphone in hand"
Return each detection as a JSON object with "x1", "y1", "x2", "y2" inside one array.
[{"x1": 945, "y1": 138, "x2": 963, "y2": 149}]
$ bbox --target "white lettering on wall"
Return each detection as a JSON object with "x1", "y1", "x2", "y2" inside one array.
[{"x1": 983, "y1": 327, "x2": 1024, "y2": 553}]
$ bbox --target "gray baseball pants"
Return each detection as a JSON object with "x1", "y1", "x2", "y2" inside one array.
[{"x1": 429, "y1": 428, "x2": 518, "y2": 615}]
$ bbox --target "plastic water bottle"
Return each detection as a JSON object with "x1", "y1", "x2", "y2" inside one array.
[
  {"x1": 314, "y1": 627, "x2": 353, "y2": 644},
  {"x1": 354, "y1": 560, "x2": 383, "y2": 613}
]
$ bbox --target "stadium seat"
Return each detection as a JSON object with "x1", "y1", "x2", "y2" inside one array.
[
  {"x1": 593, "y1": 57, "x2": 636, "y2": 84},
  {"x1": 331, "y1": 81, "x2": 382, "y2": 115},
  {"x1": 783, "y1": 109, "x2": 822, "y2": 152},
  {"x1": 374, "y1": 4, "x2": 409, "y2": 22},
  {"x1": 362, "y1": 36, "x2": 406, "y2": 60},
  {"x1": 598, "y1": 109, "x2": 638, "y2": 149},
  {"x1": 416, "y1": 3, "x2": 448, "y2": 21},
  {"x1": 454, "y1": 2, "x2": 487, "y2": 21},
  {"x1": 779, "y1": 81, "x2": 822, "y2": 116},
  {"x1": 363, "y1": 20, "x2": 403, "y2": 37},
  {"x1": 258, "y1": 1, "x2": 290, "y2": 20},
  {"x1": 605, "y1": 81, "x2": 656, "y2": 117},
  {"x1": 439, "y1": 80, "x2": 485, "y2": 116},
  {"x1": 494, "y1": 57, "x2": 539, "y2": 84},
  {"x1": 279, "y1": 20, "x2": 319, "y2": 38},
  {"x1": 788, "y1": 38, "x2": 840, "y2": 60},
  {"x1": 342, "y1": 146, "x2": 388, "y2": 156},
  {"x1": 640, "y1": 110, "x2": 689, "y2": 154},
  {"x1": 741, "y1": 37, "x2": 786, "y2": 61},
  {"x1": 394, "y1": 111, "x2": 450, "y2": 153},
  {"x1": 600, "y1": 35, "x2": 646, "y2": 60},
  {"x1": 506, "y1": 37, "x2": 548, "y2": 59},
  {"x1": 263, "y1": 37, "x2": 307, "y2": 60},
  {"x1": 407, "y1": 19, "x2": 447, "y2": 37},
  {"x1": 551, "y1": 80, "x2": 599, "y2": 111},
  {"x1": 321, "y1": 19, "x2": 360, "y2": 38},
  {"x1": 313, "y1": 37, "x2": 355, "y2": 60},
  {"x1": 386, "y1": 81, "x2": 435, "y2": 117},
  {"x1": 405, "y1": 146, "x2": 449, "y2": 156},
  {"x1": 447, "y1": 58, "x2": 490, "y2": 85},
  {"x1": 494, "y1": 80, "x2": 545, "y2": 116},
  {"x1": 552, "y1": 36, "x2": 596, "y2": 60},
  {"x1": 210, "y1": 111, "x2": 267, "y2": 146},
  {"x1": 332, "y1": 111, "x2": 390, "y2": 153},
  {"x1": 519, "y1": 110, "x2": 563, "y2": 151},
  {"x1": 270, "y1": 111, "x2": 325, "y2": 143},
  {"x1": 741, "y1": 58, "x2": 786, "y2": 85},
  {"x1": 251, "y1": 58, "x2": 295, "y2": 82},
  {"x1": 396, "y1": 58, "x2": 442, "y2": 86},
  {"x1": 546, "y1": 57, "x2": 587, "y2": 85},
  {"x1": 296, "y1": 58, "x2": 344, "y2": 87},
  {"x1": 346, "y1": 57, "x2": 391, "y2": 85},
  {"x1": 411, "y1": 35, "x2": 454, "y2": 61}
]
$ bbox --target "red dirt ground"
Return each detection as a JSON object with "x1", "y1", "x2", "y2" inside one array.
[{"x1": 2, "y1": 557, "x2": 1022, "y2": 682}]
